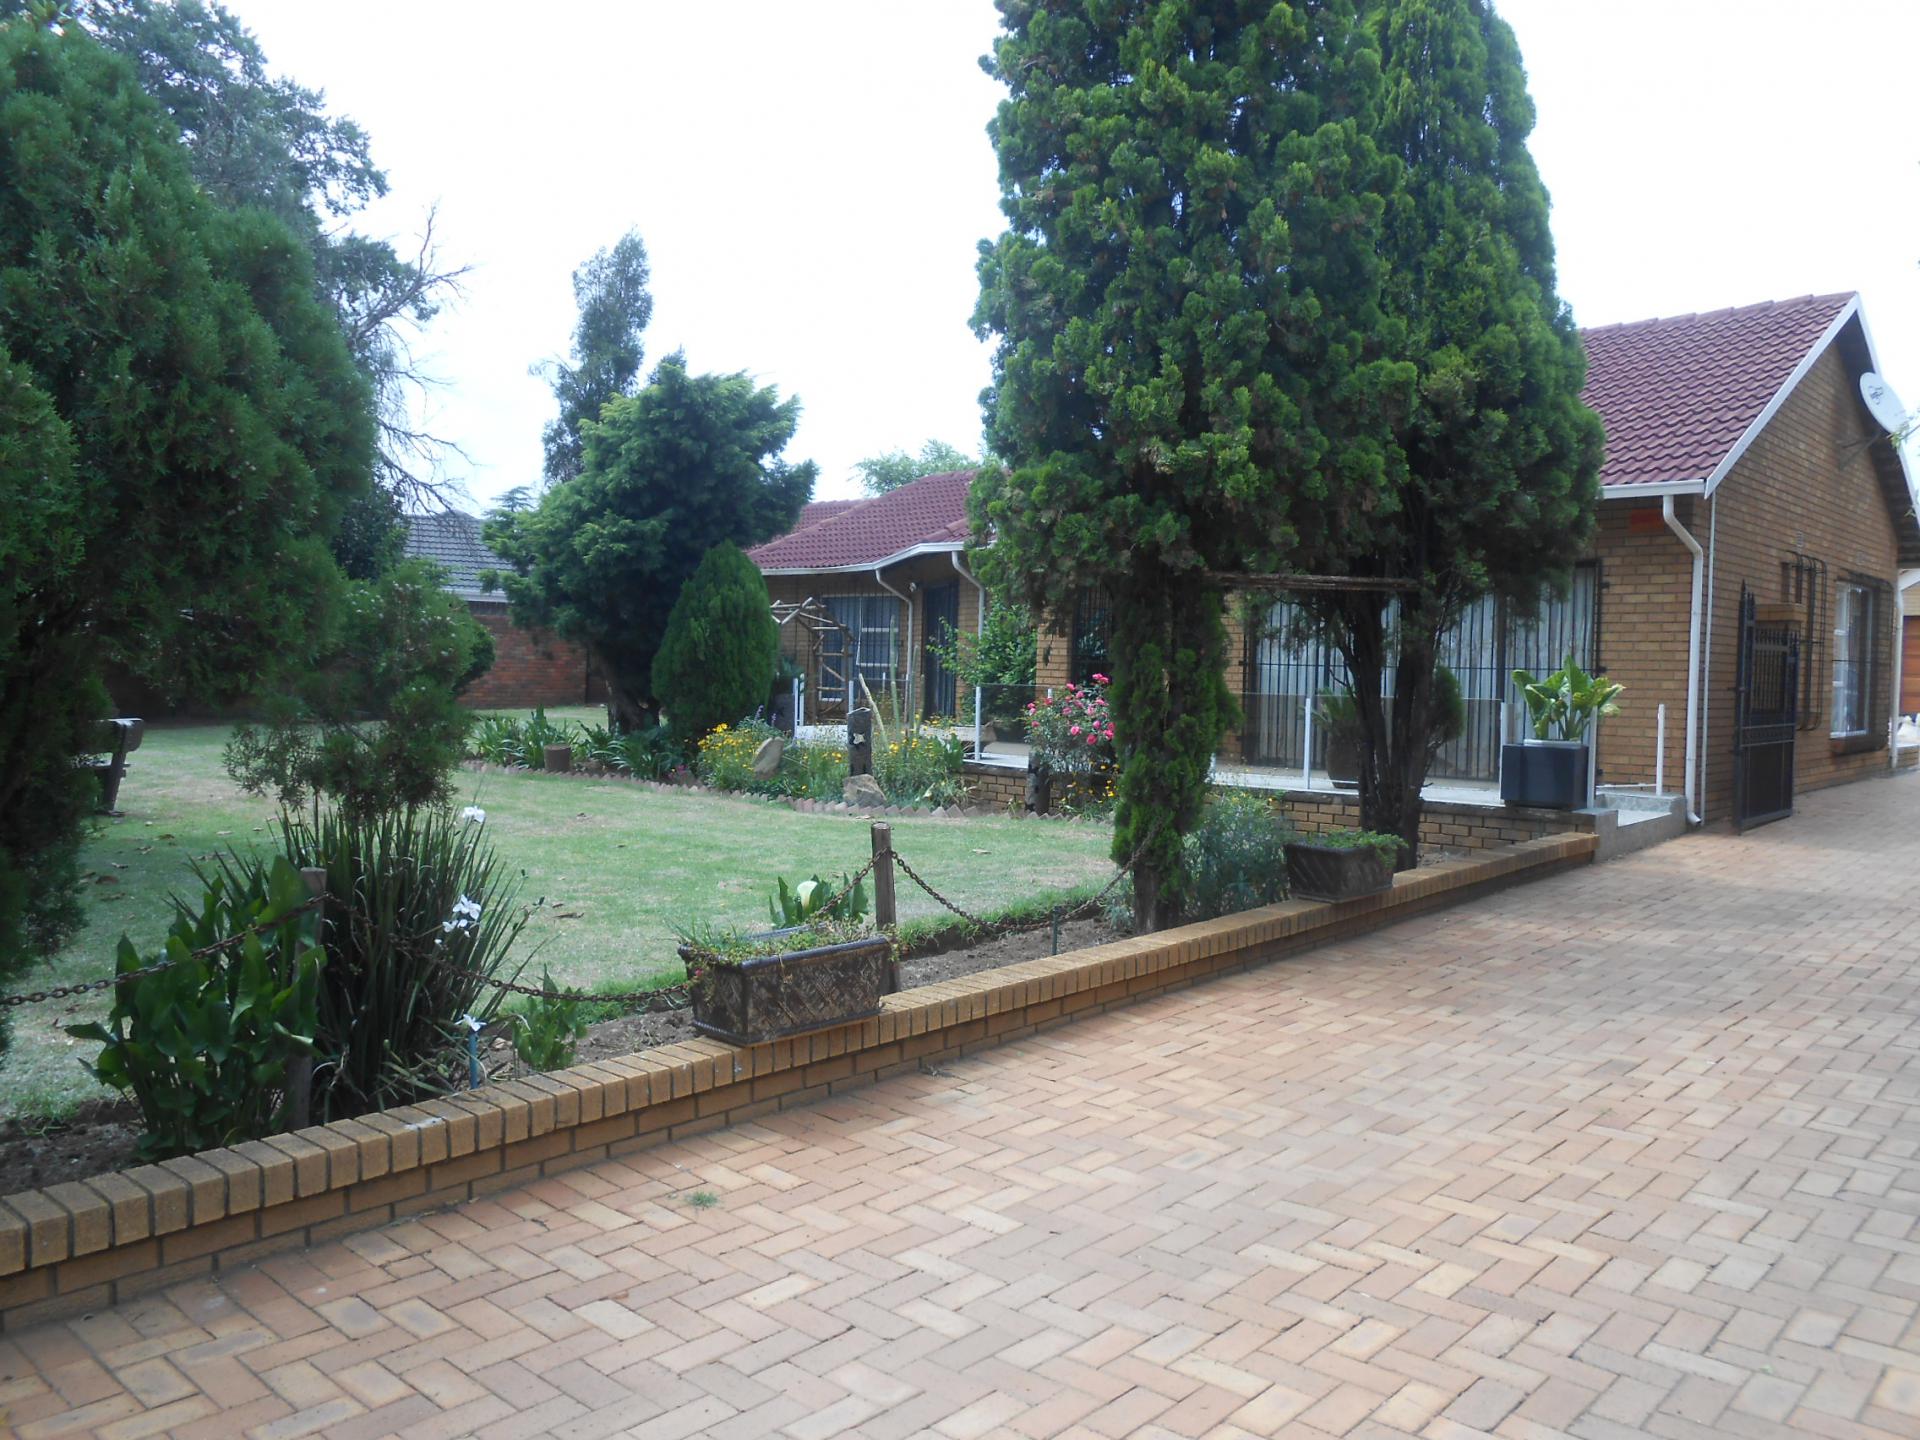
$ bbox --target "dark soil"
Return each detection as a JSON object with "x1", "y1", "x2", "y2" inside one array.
[
  {"x1": 0, "y1": 917, "x2": 1125, "y2": 1195},
  {"x1": 0, "y1": 1099, "x2": 143, "y2": 1193}
]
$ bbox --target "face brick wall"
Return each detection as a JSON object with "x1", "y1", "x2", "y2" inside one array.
[
  {"x1": 1587, "y1": 501, "x2": 1697, "y2": 791},
  {"x1": 460, "y1": 601, "x2": 602, "y2": 711},
  {"x1": 1699, "y1": 338, "x2": 1905, "y2": 820}
]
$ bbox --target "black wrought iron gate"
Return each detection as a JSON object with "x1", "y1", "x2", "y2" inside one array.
[{"x1": 1732, "y1": 585, "x2": 1800, "y2": 831}]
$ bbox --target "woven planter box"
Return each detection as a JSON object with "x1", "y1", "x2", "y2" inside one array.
[
  {"x1": 679, "y1": 934, "x2": 895, "y2": 1045},
  {"x1": 1284, "y1": 841, "x2": 1394, "y2": 903}
]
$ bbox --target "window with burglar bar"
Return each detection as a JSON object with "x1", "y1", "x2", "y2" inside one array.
[
  {"x1": 1831, "y1": 580, "x2": 1877, "y2": 738},
  {"x1": 819, "y1": 596, "x2": 899, "y2": 707}
]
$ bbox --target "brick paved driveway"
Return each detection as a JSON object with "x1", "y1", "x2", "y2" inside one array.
[{"x1": 4, "y1": 777, "x2": 1919, "y2": 1439}]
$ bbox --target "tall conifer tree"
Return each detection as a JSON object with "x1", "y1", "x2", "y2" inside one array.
[
  {"x1": 1305, "y1": 0, "x2": 1602, "y2": 861},
  {"x1": 971, "y1": 1, "x2": 1411, "y2": 927}
]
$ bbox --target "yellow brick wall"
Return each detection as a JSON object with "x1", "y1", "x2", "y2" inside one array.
[
  {"x1": 1588, "y1": 502, "x2": 1696, "y2": 790},
  {"x1": 1699, "y1": 343, "x2": 1903, "y2": 821}
]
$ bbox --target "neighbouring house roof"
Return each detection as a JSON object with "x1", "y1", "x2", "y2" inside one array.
[
  {"x1": 1580, "y1": 292, "x2": 1858, "y2": 493},
  {"x1": 403, "y1": 510, "x2": 506, "y2": 600},
  {"x1": 749, "y1": 470, "x2": 975, "y2": 573}
]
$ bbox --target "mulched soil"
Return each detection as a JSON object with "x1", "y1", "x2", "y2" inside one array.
[{"x1": 0, "y1": 917, "x2": 1124, "y2": 1196}]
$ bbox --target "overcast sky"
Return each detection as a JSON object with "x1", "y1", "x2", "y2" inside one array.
[{"x1": 222, "y1": 0, "x2": 1920, "y2": 510}]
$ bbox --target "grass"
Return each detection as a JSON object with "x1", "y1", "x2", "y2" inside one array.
[{"x1": 1, "y1": 713, "x2": 1115, "y2": 1121}]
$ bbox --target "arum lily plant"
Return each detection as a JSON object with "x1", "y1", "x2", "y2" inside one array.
[{"x1": 1512, "y1": 656, "x2": 1623, "y2": 742}]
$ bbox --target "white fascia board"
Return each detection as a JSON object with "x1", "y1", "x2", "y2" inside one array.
[
  {"x1": 756, "y1": 541, "x2": 965, "y2": 577},
  {"x1": 1703, "y1": 295, "x2": 1859, "y2": 497},
  {"x1": 1601, "y1": 479, "x2": 1707, "y2": 500}
]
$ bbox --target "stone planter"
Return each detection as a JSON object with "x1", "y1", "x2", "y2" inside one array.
[
  {"x1": 1499, "y1": 739, "x2": 1589, "y2": 810},
  {"x1": 542, "y1": 743, "x2": 574, "y2": 772},
  {"x1": 1285, "y1": 840, "x2": 1394, "y2": 903},
  {"x1": 679, "y1": 933, "x2": 896, "y2": 1045}
]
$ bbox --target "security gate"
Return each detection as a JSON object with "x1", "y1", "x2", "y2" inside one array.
[{"x1": 1732, "y1": 585, "x2": 1800, "y2": 831}]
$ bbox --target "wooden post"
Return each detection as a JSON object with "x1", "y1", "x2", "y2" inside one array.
[
  {"x1": 290, "y1": 866, "x2": 327, "y2": 1130},
  {"x1": 870, "y1": 821, "x2": 896, "y2": 931}
]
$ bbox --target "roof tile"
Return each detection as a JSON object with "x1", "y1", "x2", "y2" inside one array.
[
  {"x1": 749, "y1": 470, "x2": 975, "y2": 571},
  {"x1": 1580, "y1": 292, "x2": 1854, "y2": 488}
]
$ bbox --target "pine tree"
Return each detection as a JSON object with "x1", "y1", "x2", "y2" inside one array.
[
  {"x1": 971, "y1": 0, "x2": 1411, "y2": 928},
  {"x1": 652, "y1": 543, "x2": 781, "y2": 745},
  {"x1": 1302, "y1": 0, "x2": 1603, "y2": 862},
  {"x1": 539, "y1": 230, "x2": 653, "y2": 488}
]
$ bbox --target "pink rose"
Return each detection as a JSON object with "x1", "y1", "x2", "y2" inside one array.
[
  {"x1": 1087, "y1": 733, "x2": 1099, "y2": 745},
  {"x1": 1069, "y1": 725, "x2": 1081, "y2": 735},
  {"x1": 1093, "y1": 673, "x2": 1109, "y2": 684}
]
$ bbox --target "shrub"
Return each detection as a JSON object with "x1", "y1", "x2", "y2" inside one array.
[
  {"x1": 599, "y1": 724, "x2": 685, "y2": 780},
  {"x1": 872, "y1": 719, "x2": 966, "y2": 807},
  {"x1": 224, "y1": 562, "x2": 488, "y2": 821},
  {"x1": 1027, "y1": 677, "x2": 1116, "y2": 772},
  {"x1": 653, "y1": 542, "x2": 779, "y2": 746},
  {"x1": 510, "y1": 971, "x2": 588, "y2": 1072},
  {"x1": 778, "y1": 740, "x2": 847, "y2": 800},
  {"x1": 203, "y1": 806, "x2": 531, "y2": 1119},
  {"x1": 518, "y1": 707, "x2": 575, "y2": 769},
  {"x1": 1107, "y1": 790, "x2": 1293, "y2": 930},
  {"x1": 472, "y1": 714, "x2": 527, "y2": 767},
  {"x1": 694, "y1": 719, "x2": 783, "y2": 792},
  {"x1": 927, "y1": 598, "x2": 1037, "y2": 727},
  {"x1": 72, "y1": 859, "x2": 324, "y2": 1161}
]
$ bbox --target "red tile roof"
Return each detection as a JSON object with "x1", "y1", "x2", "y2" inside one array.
[
  {"x1": 1580, "y1": 293, "x2": 1855, "y2": 489},
  {"x1": 796, "y1": 499, "x2": 858, "y2": 530},
  {"x1": 750, "y1": 470, "x2": 975, "y2": 571}
]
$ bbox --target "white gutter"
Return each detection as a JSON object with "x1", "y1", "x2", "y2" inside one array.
[{"x1": 1663, "y1": 495, "x2": 1705, "y2": 823}]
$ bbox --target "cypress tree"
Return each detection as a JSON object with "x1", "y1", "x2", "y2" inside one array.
[
  {"x1": 652, "y1": 543, "x2": 781, "y2": 745},
  {"x1": 1302, "y1": 0, "x2": 1603, "y2": 862},
  {"x1": 970, "y1": 1, "x2": 1411, "y2": 928}
]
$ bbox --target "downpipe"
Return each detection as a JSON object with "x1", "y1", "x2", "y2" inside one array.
[{"x1": 1662, "y1": 495, "x2": 1705, "y2": 823}]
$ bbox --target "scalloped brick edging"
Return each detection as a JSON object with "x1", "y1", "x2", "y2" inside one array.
[{"x1": 0, "y1": 832, "x2": 1597, "y2": 1331}]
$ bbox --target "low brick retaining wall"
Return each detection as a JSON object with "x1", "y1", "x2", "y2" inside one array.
[
  {"x1": 0, "y1": 832, "x2": 1596, "y2": 1331},
  {"x1": 1280, "y1": 788, "x2": 1592, "y2": 852}
]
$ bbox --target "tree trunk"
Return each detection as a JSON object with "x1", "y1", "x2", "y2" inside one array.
[
  {"x1": 1341, "y1": 601, "x2": 1439, "y2": 870},
  {"x1": 1110, "y1": 574, "x2": 1234, "y2": 934}
]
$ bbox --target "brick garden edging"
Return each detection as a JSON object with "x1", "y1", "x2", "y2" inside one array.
[{"x1": 0, "y1": 832, "x2": 1596, "y2": 1332}]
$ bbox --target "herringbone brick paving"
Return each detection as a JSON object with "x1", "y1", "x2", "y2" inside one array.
[{"x1": 3, "y1": 778, "x2": 1917, "y2": 1438}]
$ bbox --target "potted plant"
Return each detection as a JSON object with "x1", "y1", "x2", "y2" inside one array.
[
  {"x1": 769, "y1": 655, "x2": 802, "y2": 734},
  {"x1": 1317, "y1": 687, "x2": 1361, "y2": 788},
  {"x1": 1502, "y1": 655, "x2": 1622, "y2": 809},
  {"x1": 676, "y1": 874, "x2": 892, "y2": 1045},
  {"x1": 1284, "y1": 829, "x2": 1401, "y2": 902}
]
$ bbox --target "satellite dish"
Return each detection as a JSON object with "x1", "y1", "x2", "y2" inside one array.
[{"x1": 1860, "y1": 372, "x2": 1907, "y2": 434}]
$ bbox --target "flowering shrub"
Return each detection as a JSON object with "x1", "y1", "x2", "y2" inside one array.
[
  {"x1": 873, "y1": 719, "x2": 965, "y2": 807},
  {"x1": 695, "y1": 719, "x2": 782, "y2": 791},
  {"x1": 1027, "y1": 675, "x2": 1116, "y2": 772}
]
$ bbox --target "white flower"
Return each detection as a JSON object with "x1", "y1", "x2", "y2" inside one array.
[
  {"x1": 460, "y1": 806, "x2": 487, "y2": 826},
  {"x1": 460, "y1": 1013, "x2": 485, "y2": 1033},
  {"x1": 441, "y1": 895, "x2": 483, "y2": 935}
]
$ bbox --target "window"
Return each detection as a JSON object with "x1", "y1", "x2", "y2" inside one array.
[
  {"x1": 1070, "y1": 586, "x2": 1112, "y2": 684},
  {"x1": 819, "y1": 596, "x2": 899, "y2": 706},
  {"x1": 1831, "y1": 581, "x2": 1875, "y2": 737}
]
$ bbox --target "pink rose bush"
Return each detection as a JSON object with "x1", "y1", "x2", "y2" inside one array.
[{"x1": 1026, "y1": 676, "x2": 1116, "y2": 772}]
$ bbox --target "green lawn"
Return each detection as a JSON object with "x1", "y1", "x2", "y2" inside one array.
[{"x1": 1, "y1": 715, "x2": 1114, "y2": 1121}]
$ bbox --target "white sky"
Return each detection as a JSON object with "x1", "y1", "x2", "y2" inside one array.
[{"x1": 221, "y1": 0, "x2": 1920, "y2": 510}]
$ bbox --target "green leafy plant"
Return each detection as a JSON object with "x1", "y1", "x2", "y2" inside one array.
[
  {"x1": 927, "y1": 599, "x2": 1037, "y2": 727},
  {"x1": 867, "y1": 699, "x2": 967, "y2": 808},
  {"x1": 472, "y1": 714, "x2": 526, "y2": 767},
  {"x1": 519, "y1": 707, "x2": 575, "y2": 768},
  {"x1": 769, "y1": 872, "x2": 871, "y2": 928},
  {"x1": 603, "y1": 724, "x2": 685, "y2": 781},
  {"x1": 1106, "y1": 791, "x2": 1294, "y2": 931},
  {"x1": 71, "y1": 859, "x2": 324, "y2": 1161},
  {"x1": 510, "y1": 970, "x2": 588, "y2": 1072},
  {"x1": 201, "y1": 806, "x2": 533, "y2": 1119},
  {"x1": 1512, "y1": 655, "x2": 1623, "y2": 742},
  {"x1": 1301, "y1": 828, "x2": 1404, "y2": 867}
]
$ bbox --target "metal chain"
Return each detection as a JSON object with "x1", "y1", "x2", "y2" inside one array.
[
  {"x1": 3, "y1": 830, "x2": 1145, "y2": 1012},
  {"x1": 0, "y1": 897, "x2": 323, "y2": 1010}
]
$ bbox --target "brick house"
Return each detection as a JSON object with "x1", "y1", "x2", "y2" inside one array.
[
  {"x1": 748, "y1": 475, "x2": 987, "y2": 721},
  {"x1": 752, "y1": 294, "x2": 1917, "y2": 828},
  {"x1": 403, "y1": 512, "x2": 602, "y2": 711}
]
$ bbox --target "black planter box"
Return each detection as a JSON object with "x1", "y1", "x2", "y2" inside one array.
[
  {"x1": 679, "y1": 934, "x2": 895, "y2": 1045},
  {"x1": 1285, "y1": 841, "x2": 1394, "y2": 903},
  {"x1": 1499, "y1": 741, "x2": 1590, "y2": 810}
]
